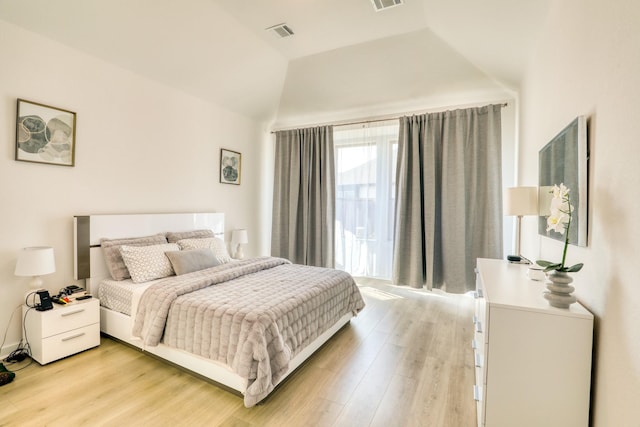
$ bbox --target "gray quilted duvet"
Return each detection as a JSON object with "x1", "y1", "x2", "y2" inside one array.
[{"x1": 132, "y1": 256, "x2": 365, "y2": 407}]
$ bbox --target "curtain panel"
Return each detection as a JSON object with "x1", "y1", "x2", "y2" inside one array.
[
  {"x1": 392, "y1": 105, "x2": 503, "y2": 293},
  {"x1": 271, "y1": 126, "x2": 336, "y2": 268}
]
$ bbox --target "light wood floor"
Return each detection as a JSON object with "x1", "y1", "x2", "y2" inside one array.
[{"x1": 0, "y1": 280, "x2": 476, "y2": 427}]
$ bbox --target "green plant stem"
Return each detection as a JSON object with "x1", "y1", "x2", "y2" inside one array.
[
  {"x1": 561, "y1": 231, "x2": 569, "y2": 269},
  {"x1": 560, "y1": 194, "x2": 571, "y2": 269}
]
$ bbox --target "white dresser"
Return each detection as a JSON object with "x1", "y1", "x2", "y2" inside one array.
[
  {"x1": 23, "y1": 298, "x2": 100, "y2": 365},
  {"x1": 473, "y1": 258, "x2": 593, "y2": 427}
]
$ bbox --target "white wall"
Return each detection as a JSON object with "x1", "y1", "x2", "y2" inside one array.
[
  {"x1": 518, "y1": 1, "x2": 640, "y2": 424},
  {"x1": 0, "y1": 20, "x2": 267, "y2": 357},
  {"x1": 274, "y1": 28, "x2": 514, "y2": 129}
]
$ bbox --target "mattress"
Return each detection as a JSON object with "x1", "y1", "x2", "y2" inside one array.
[{"x1": 98, "y1": 278, "x2": 158, "y2": 316}]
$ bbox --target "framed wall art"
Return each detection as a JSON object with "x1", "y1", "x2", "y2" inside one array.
[
  {"x1": 538, "y1": 115, "x2": 588, "y2": 247},
  {"x1": 220, "y1": 148, "x2": 241, "y2": 185},
  {"x1": 15, "y1": 99, "x2": 76, "y2": 167}
]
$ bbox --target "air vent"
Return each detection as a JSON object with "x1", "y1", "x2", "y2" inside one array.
[
  {"x1": 266, "y1": 23, "x2": 294, "y2": 38},
  {"x1": 371, "y1": 0, "x2": 403, "y2": 12}
]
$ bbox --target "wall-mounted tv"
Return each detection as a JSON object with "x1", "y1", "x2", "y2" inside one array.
[{"x1": 538, "y1": 116, "x2": 588, "y2": 247}]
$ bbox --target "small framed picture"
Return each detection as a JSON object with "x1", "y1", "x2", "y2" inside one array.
[
  {"x1": 220, "y1": 148, "x2": 241, "y2": 185},
  {"x1": 15, "y1": 99, "x2": 76, "y2": 167}
]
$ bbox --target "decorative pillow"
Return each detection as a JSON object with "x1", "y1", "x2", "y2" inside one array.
[
  {"x1": 166, "y1": 229, "x2": 214, "y2": 243},
  {"x1": 101, "y1": 234, "x2": 168, "y2": 281},
  {"x1": 165, "y1": 249, "x2": 221, "y2": 275},
  {"x1": 119, "y1": 243, "x2": 179, "y2": 283},
  {"x1": 177, "y1": 237, "x2": 232, "y2": 264}
]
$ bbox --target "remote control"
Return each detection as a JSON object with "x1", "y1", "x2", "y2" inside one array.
[{"x1": 76, "y1": 295, "x2": 92, "y2": 300}]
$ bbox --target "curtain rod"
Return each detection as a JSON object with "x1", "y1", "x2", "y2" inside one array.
[{"x1": 270, "y1": 102, "x2": 508, "y2": 134}]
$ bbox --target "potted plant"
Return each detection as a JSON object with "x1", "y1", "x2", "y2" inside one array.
[{"x1": 537, "y1": 184, "x2": 583, "y2": 308}]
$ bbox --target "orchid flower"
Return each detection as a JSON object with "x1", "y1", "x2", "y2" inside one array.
[{"x1": 537, "y1": 184, "x2": 584, "y2": 273}]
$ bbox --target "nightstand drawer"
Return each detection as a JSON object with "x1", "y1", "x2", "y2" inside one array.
[
  {"x1": 39, "y1": 299, "x2": 99, "y2": 337},
  {"x1": 34, "y1": 323, "x2": 100, "y2": 365}
]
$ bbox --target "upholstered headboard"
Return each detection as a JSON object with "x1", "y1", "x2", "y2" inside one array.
[{"x1": 74, "y1": 213, "x2": 225, "y2": 290}]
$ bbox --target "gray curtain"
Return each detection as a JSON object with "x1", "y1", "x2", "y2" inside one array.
[
  {"x1": 392, "y1": 105, "x2": 503, "y2": 293},
  {"x1": 271, "y1": 126, "x2": 335, "y2": 268}
]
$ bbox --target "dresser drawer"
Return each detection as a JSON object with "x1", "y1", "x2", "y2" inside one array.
[
  {"x1": 39, "y1": 299, "x2": 99, "y2": 338},
  {"x1": 34, "y1": 323, "x2": 100, "y2": 364}
]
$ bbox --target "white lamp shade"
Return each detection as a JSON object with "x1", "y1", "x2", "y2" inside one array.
[
  {"x1": 504, "y1": 187, "x2": 538, "y2": 216},
  {"x1": 231, "y1": 229, "x2": 248, "y2": 245},
  {"x1": 15, "y1": 246, "x2": 56, "y2": 277}
]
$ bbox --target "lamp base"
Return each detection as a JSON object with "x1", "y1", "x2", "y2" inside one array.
[
  {"x1": 24, "y1": 276, "x2": 45, "y2": 305},
  {"x1": 234, "y1": 245, "x2": 244, "y2": 260},
  {"x1": 29, "y1": 275, "x2": 44, "y2": 290}
]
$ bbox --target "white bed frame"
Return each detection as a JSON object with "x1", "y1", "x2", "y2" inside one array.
[{"x1": 73, "y1": 213, "x2": 352, "y2": 396}]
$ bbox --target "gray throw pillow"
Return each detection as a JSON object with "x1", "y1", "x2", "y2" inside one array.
[
  {"x1": 165, "y1": 248, "x2": 221, "y2": 275},
  {"x1": 176, "y1": 237, "x2": 232, "y2": 264},
  {"x1": 166, "y1": 229, "x2": 214, "y2": 243}
]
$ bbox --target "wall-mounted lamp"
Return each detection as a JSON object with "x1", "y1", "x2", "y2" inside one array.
[
  {"x1": 231, "y1": 229, "x2": 248, "y2": 260},
  {"x1": 504, "y1": 187, "x2": 538, "y2": 263}
]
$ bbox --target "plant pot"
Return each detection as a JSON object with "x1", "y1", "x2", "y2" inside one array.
[{"x1": 543, "y1": 271, "x2": 577, "y2": 309}]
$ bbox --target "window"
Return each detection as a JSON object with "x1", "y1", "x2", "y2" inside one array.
[{"x1": 334, "y1": 120, "x2": 398, "y2": 279}]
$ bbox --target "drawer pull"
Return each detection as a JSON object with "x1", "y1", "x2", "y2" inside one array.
[
  {"x1": 62, "y1": 332, "x2": 85, "y2": 342},
  {"x1": 61, "y1": 309, "x2": 85, "y2": 317},
  {"x1": 475, "y1": 353, "x2": 483, "y2": 368},
  {"x1": 473, "y1": 385, "x2": 482, "y2": 401},
  {"x1": 475, "y1": 321, "x2": 483, "y2": 334}
]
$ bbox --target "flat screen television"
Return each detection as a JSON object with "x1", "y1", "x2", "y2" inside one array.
[{"x1": 538, "y1": 116, "x2": 588, "y2": 247}]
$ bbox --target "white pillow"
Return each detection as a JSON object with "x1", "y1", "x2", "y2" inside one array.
[
  {"x1": 176, "y1": 237, "x2": 232, "y2": 264},
  {"x1": 119, "y1": 243, "x2": 179, "y2": 283}
]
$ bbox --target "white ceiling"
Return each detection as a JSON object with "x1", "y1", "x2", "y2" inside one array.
[
  {"x1": 213, "y1": 0, "x2": 429, "y2": 60},
  {"x1": 0, "y1": 0, "x2": 551, "y2": 121}
]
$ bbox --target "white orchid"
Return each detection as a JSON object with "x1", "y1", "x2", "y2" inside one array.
[
  {"x1": 537, "y1": 184, "x2": 584, "y2": 273},
  {"x1": 546, "y1": 186, "x2": 572, "y2": 234},
  {"x1": 552, "y1": 183, "x2": 570, "y2": 199},
  {"x1": 546, "y1": 211, "x2": 569, "y2": 234}
]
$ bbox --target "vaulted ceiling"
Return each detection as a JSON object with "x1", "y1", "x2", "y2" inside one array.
[{"x1": 0, "y1": 0, "x2": 551, "y2": 122}]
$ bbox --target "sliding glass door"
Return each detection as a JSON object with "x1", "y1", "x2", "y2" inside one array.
[{"x1": 334, "y1": 120, "x2": 398, "y2": 279}]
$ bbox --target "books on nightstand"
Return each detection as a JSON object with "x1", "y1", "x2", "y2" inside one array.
[
  {"x1": 62, "y1": 285, "x2": 87, "y2": 299},
  {"x1": 67, "y1": 290, "x2": 88, "y2": 301}
]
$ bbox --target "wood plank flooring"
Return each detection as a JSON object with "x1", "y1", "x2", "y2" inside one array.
[{"x1": 0, "y1": 280, "x2": 476, "y2": 427}]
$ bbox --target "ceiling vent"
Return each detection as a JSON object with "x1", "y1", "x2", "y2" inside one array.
[
  {"x1": 266, "y1": 23, "x2": 294, "y2": 38},
  {"x1": 371, "y1": 0, "x2": 403, "y2": 12}
]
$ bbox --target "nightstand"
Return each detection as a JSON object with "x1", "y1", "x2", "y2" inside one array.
[{"x1": 23, "y1": 297, "x2": 100, "y2": 364}]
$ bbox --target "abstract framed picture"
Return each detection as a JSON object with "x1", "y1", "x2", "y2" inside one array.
[
  {"x1": 220, "y1": 148, "x2": 241, "y2": 185},
  {"x1": 538, "y1": 116, "x2": 588, "y2": 247},
  {"x1": 15, "y1": 99, "x2": 76, "y2": 167}
]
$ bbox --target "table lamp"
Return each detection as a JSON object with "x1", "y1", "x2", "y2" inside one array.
[
  {"x1": 504, "y1": 187, "x2": 538, "y2": 263},
  {"x1": 15, "y1": 246, "x2": 56, "y2": 291},
  {"x1": 231, "y1": 229, "x2": 248, "y2": 259}
]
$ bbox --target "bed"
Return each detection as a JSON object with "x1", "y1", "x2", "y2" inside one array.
[{"x1": 73, "y1": 213, "x2": 365, "y2": 407}]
